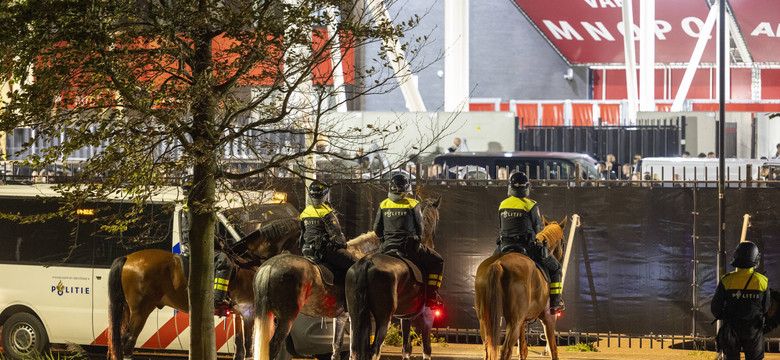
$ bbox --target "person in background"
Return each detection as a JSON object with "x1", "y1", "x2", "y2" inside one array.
[
  {"x1": 708, "y1": 152, "x2": 716, "y2": 158},
  {"x1": 632, "y1": 154, "x2": 642, "y2": 165},
  {"x1": 447, "y1": 137, "x2": 462, "y2": 153},
  {"x1": 682, "y1": 151, "x2": 691, "y2": 158},
  {"x1": 605, "y1": 154, "x2": 619, "y2": 175},
  {"x1": 621, "y1": 164, "x2": 633, "y2": 180},
  {"x1": 773, "y1": 143, "x2": 780, "y2": 159},
  {"x1": 711, "y1": 241, "x2": 769, "y2": 360},
  {"x1": 698, "y1": 153, "x2": 707, "y2": 158}
]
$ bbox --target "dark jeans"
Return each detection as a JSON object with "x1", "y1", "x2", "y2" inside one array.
[
  {"x1": 719, "y1": 321, "x2": 764, "y2": 360},
  {"x1": 321, "y1": 246, "x2": 358, "y2": 273}
]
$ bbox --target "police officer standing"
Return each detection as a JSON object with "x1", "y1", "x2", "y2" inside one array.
[
  {"x1": 711, "y1": 241, "x2": 770, "y2": 360},
  {"x1": 496, "y1": 172, "x2": 564, "y2": 314},
  {"x1": 299, "y1": 181, "x2": 357, "y2": 273},
  {"x1": 374, "y1": 174, "x2": 444, "y2": 309}
]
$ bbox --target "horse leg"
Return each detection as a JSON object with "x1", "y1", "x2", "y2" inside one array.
[
  {"x1": 269, "y1": 316, "x2": 295, "y2": 360},
  {"x1": 518, "y1": 321, "x2": 528, "y2": 360},
  {"x1": 419, "y1": 308, "x2": 434, "y2": 360},
  {"x1": 500, "y1": 320, "x2": 522, "y2": 360},
  {"x1": 540, "y1": 312, "x2": 559, "y2": 360},
  {"x1": 401, "y1": 319, "x2": 412, "y2": 360},
  {"x1": 331, "y1": 314, "x2": 349, "y2": 360},
  {"x1": 242, "y1": 313, "x2": 255, "y2": 359},
  {"x1": 370, "y1": 308, "x2": 394, "y2": 360},
  {"x1": 233, "y1": 314, "x2": 246, "y2": 360},
  {"x1": 121, "y1": 305, "x2": 155, "y2": 357}
]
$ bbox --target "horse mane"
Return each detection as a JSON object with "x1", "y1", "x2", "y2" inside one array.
[
  {"x1": 347, "y1": 232, "x2": 381, "y2": 258},
  {"x1": 536, "y1": 221, "x2": 563, "y2": 250},
  {"x1": 419, "y1": 199, "x2": 440, "y2": 248}
]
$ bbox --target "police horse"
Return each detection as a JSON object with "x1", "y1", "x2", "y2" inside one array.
[
  {"x1": 344, "y1": 198, "x2": 442, "y2": 360},
  {"x1": 251, "y1": 230, "x2": 383, "y2": 360},
  {"x1": 474, "y1": 218, "x2": 567, "y2": 360},
  {"x1": 107, "y1": 218, "x2": 301, "y2": 360}
]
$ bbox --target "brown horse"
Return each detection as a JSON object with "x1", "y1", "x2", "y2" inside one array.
[
  {"x1": 345, "y1": 197, "x2": 442, "y2": 360},
  {"x1": 251, "y1": 231, "x2": 382, "y2": 360},
  {"x1": 474, "y1": 218, "x2": 567, "y2": 360},
  {"x1": 107, "y1": 218, "x2": 301, "y2": 360}
]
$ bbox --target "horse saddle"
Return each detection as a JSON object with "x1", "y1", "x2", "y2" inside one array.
[
  {"x1": 384, "y1": 251, "x2": 424, "y2": 285},
  {"x1": 499, "y1": 248, "x2": 551, "y2": 284},
  {"x1": 302, "y1": 256, "x2": 341, "y2": 286}
]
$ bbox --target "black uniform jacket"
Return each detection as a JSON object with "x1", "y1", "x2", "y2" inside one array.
[
  {"x1": 373, "y1": 197, "x2": 422, "y2": 250},
  {"x1": 498, "y1": 196, "x2": 543, "y2": 240},
  {"x1": 711, "y1": 267, "x2": 770, "y2": 324},
  {"x1": 299, "y1": 204, "x2": 347, "y2": 250}
]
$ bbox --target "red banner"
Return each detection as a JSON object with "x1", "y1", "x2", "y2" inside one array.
[
  {"x1": 730, "y1": 0, "x2": 780, "y2": 63},
  {"x1": 514, "y1": 0, "x2": 718, "y2": 64}
]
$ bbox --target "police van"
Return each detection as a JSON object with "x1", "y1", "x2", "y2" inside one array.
[{"x1": 0, "y1": 184, "x2": 335, "y2": 359}]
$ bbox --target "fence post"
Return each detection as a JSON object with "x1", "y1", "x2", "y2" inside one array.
[{"x1": 575, "y1": 163, "x2": 582, "y2": 187}]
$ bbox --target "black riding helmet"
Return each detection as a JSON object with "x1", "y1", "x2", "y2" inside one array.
[
  {"x1": 508, "y1": 172, "x2": 531, "y2": 198},
  {"x1": 731, "y1": 241, "x2": 761, "y2": 268},
  {"x1": 389, "y1": 174, "x2": 410, "y2": 194},
  {"x1": 308, "y1": 180, "x2": 328, "y2": 199}
]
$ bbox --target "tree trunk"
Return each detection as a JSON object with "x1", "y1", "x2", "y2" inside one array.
[
  {"x1": 188, "y1": 161, "x2": 217, "y2": 359},
  {"x1": 188, "y1": 27, "x2": 218, "y2": 360}
]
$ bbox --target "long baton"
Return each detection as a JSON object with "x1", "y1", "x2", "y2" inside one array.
[
  {"x1": 740, "y1": 214, "x2": 751, "y2": 243},
  {"x1": 560, "y1": 214, "x2": 581, "y2": 290}
]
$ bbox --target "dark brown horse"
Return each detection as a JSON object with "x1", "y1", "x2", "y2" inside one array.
[
  {"x1": 251, "y1": 231, "x2": 382, "y2": 360},
  {"x1": 344, "y1": 197, "x2": 442, "y2": 360},
  {"x1": 107, "y1": 218, "x2": 301, "y2": 360},
  {"x1": 474, "y1": 218, "x2": 567, "y2": 360}
]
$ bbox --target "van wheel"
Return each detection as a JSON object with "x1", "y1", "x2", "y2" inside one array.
[{"x1": 1, "y1": 313, "x2": 50, "y2": 360}]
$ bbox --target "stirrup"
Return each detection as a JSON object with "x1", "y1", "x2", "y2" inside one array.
[
  {"x1": 549, "y1": 300, "x2": 565, "y2": 315},
  {"x1": 426, "y1": 294, "x2": 443, "y2": 311},
  {"x1": 215, "y1": 304, "x2": 232, "y2": 317}
]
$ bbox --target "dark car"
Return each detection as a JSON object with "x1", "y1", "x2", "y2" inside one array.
[{"x1": 432, "y1": 151, "x2": 599, "y2": 180}]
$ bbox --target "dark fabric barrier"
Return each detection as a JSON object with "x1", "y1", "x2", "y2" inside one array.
[{"x1": 268, "y1": 180, "x2": 780, "y2": 336}]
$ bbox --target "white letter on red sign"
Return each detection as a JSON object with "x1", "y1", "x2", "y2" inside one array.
[
  {"x1": 655, "y1": 20, "x2": 672, "y2": 40},
  {"x1": 681, "y1": 17, "x2": 709, "y2": 38},
  {"x1": 543, "y1": 20, "x2": 584, "y2": 40},
  {"x1": 582, "y1": 21, "x2": 615, "y2": 41},
  {"x1": 750, "y1": 22, "x2": 775, "y2": 37}
]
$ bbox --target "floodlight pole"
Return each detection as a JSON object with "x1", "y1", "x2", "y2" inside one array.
[{"x1": 716, "y1": 0, "x2": 726, "y2": 335}]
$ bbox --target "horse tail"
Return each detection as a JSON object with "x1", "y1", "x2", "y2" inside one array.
[
  {"x1": 480, "y1": 262, "x2": 504, "y2": 350},
  {"x1": 107, "y1": 256, "x2": 128, "y2": 360},
  {"x1": 349, "y1": 258, "x2": 374, "y2": 360},
  {"x1": 253, "y1": 264, "x2": 274, "y2": 360}
]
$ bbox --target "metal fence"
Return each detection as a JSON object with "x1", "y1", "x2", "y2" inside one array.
[
  {"x1": 431, "y1": 327, "x2": 780, "y2": 352},
  {"x1": 516, "y1": 119, "x2": 683, "y2": 165}
]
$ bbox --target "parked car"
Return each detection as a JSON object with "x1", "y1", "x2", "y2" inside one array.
[{"x1": 432, "y1": 151, "x2": 599, "y2": 180}]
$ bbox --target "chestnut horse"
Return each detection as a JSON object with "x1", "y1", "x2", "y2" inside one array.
[
  {"x1": 345, "y1": 197, "x2": 442, "y2": 360},
  {"x1": 474, "y1": 218, "x2": 567, "y2": 360},
  {"x1": 251, "y1": 231, "x2": 382, "y2": 360},
  {"x1": 107, "y1": 218, "x2": 301, "y2": 360}
]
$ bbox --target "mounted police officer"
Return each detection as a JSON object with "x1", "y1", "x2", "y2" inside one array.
[
  {"x1": 374, "y1": 174, "x2": 444, "y2": 310},
  {"x1": 712, "y1": 241, "x2": 770, "y2": 360},
  {"x1": 496, "y1": 172, "x2": 564, "y2": 314},
  {"x1": 299, "y1": 181, "x2": 357, "y2": 273}
]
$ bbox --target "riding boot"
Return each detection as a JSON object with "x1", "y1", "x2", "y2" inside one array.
[
  {"x1": 214, "y1": 252, "x2": 234, "y2": 315},
  {"x1": 425, "y1": 274, "x2": 443, "y2": 310},
  {"x1": 547, "y1": 265, "x2": 564, "y2": 314}
]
